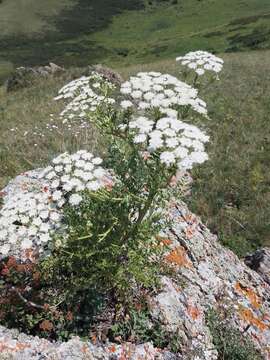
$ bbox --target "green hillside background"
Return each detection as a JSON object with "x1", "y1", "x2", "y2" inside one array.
[{"x1": 1, "y1": 0, "x2": 270, "y2": 80}]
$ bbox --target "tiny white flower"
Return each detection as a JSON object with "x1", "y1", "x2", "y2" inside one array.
[
  {"x1": 21, "y1": 239, "x2": 33, "y2": 250},
  {"x1": 0, "y1": 244, "x2": 10, "y2": 255},
  {"x1": 92, "y1": 157, "x2": 103, "y2": 165},
  {"x1": 40, "y1": 233, "x2": 51, "y2": 243},
  {"x1": 121, "y1": 100, "x2": 133, "y2": 109},
  {"x1": 160, "y1": 152, "x2": 176, "y2": 166},
  {"x1": 52, "y1": 191, "x2": 62, "y2": 201},
  {"x1": 69, "y1": 194, "x2": 83, "y2": 206},
  {"x1": 87, "y1": 181, "x2": 101, "y2": 191}
]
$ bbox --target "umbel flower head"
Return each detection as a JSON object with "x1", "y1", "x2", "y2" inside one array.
[
  {"x1": 120, "y1": 72, "x2": 207, "y2": 115},
  {"x1": 54, "y1": 72, "x2": 116, "y2": 120},
  {"x1": 120, "y1": 115, "x2": 209, "y2": 169},
  {"x1": 176, "y1": 50, "x2": 224, "y2": 76},
  {"x1": 39, "y1": 150, "x2": 106, "y2": 197},
  {"x1": 0, "y1": 150, "x2": 109, "y2": 258}
]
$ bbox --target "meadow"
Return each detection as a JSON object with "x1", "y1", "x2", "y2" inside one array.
[
  {"x1": 1, "y1": 49, "x2": 270, "y2": 256},
  {"x1": 1, "y1": 0, "x2": 270, "y2": 82}
]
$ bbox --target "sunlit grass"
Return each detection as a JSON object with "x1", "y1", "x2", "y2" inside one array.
[
  {"x1": 1, "y1": 0, "x2": 270, "y2": 73},
  {"x1": 0, "y1": 70, "x2": 103, "y2": 189}
]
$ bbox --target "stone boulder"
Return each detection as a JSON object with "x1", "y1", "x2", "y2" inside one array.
[
  {"x1": 86, "y1": 64, "x2": 124, "y2": 87},
  {"x1": 5, "y1": 63, "x2": 65, "y2": 92},
  {"x1": 245, "y1": 248, "x2": 270, "y2": 285},
  {"x1": 1, "y1": 172, "x2": 270, "y2": 359}
]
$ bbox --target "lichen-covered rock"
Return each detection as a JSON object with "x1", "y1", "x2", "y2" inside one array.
[
  {"x1": 0, "y1": 326, "x2": 177, "y2": 360},
  {"x1": 1, "y1": 173, "x2": 270, "y2": 359},
  {"x1": 153, "y1": 201, "x2": 270, "y2": 359},
  {"x1": 5, "y1": 63, "x2": 65, "y2": 92},
  {"x1": 86, "y1": 65, "x2": 124, "y2": 86},
  {"x1": 245, "y1": 248, "x2": 270, "y2": 285}
]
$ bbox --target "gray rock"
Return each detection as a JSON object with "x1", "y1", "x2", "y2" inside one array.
[
  {"x1": 245, "y1": 247, "x2": 270, "y2": 285},
  {"x1": 86, "y1": 65, "x2": 124, "y2": 86},
  {"x1": 5, "y1": 63, "x2": 65, "y2": 92},
  {"x1": 1, "y1": 173, "x2": 270, "y2": 358}
]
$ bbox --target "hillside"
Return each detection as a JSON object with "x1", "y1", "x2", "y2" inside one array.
[
  {"x1": 1, "y1": 0, "x2": 270, "y2": 82},
  {"x1": 1, "y1": 50, "x2": 270, "y2": 257}
]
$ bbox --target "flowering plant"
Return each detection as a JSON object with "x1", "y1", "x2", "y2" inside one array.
[{"x1": 0, "y1": 51, "x2": 222, "y2": 341}]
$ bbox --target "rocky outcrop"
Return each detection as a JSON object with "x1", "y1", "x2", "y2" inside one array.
[
  {"x1": 4, "y1": 63, "x2": 123, "y2": 92},
  {"x1": 245, "y1": 248, "x2": 270, "y2": 286},
  {"x1": 5, "y1": 63, "x2": 65, "y2": 92},
  {"x1": 86, "y1": 64, "x2": 124, "y2": 86},
  {"x1": 1, "y1": 171, "x2": 270, "y2": 359}
]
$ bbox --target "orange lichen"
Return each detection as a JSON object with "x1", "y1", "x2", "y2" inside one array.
[
  {"x1": 165, "y1": 246, "x2": 192, "y2": 268},
  {"x1": 81, "y1": 344, "x2": 89, "y2": 354},
  {"x1": 187, "y1": 304, "x2": 201, "y2": 320},
  {"x1": 0, "y1": 341, "x2": 30, "y2": 352},
  {"x1": 90, "y1": 333, "x2": 97, "y2": 344},
  {"x1": 239, "y1": 307, "x2": 268, "y2": 332},
  {"x1": 183, "y1": 213, "x2": 197, "y2": 224},
  {"x1": 16, "y1": 343, "x2": 31, "y2": 351},
  {"x1": 108, "y1": 345, "x2": 117, "y2": 353},
  {"x1": 156, "y1": 235, "x2": 173, "y2": 246},
  {"x1": 39, "y1": 320, "x2": 54, "y2": 332},
  {"x1": 185, "y1": 226, "x2": 196, "y2": 239},
  {"x1": 235, "y1": 282, "x2": 261, "y2": 309}
]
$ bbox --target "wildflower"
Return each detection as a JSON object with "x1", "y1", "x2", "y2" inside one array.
[
  {"x1": 120, "y1": 72, "x2": 207, "y2": 115},
  {"x1": 160, "y1": 152, "x2": 176, "y2": 166},
  {"x1": 176, "y1": 51, "x2": 224, "y2": 75},
  {"x1": 0, "y1": 244, "x2": 10, "y2": 255},
  {"x1": 52, "y1": 191, "x2": 62, "y2": 201},
  {"x1": 39, "y1": 320, "x2": 54, "y2": 332},
  {"x1": 118, "y1": 113, "x2": 209, "y2": 170},
  {"x1": 0, "y1": 150, "x2": 109, "y2": 258},
  {"x1": 21, "y1": 239, "x2": 33, "y2": 250},
  {"x1": 55, "y1": 72, "x2": 115, "y2": 121},
  {"x1": 69, "y1": 194, "x2": 83, "y2": 206},
  {"x1": 120, "y1": 100, "x2": 133, "y2": 109}
]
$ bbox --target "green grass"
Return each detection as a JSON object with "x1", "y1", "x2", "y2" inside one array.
[
  {"x1": 0, "y1": 0, "x2": 75, "y2": 37},
  {"x1": 91, "y1": 0, "x2": 270, "y2": 66},
  {"x1": 1, "y1": 0, "x2": 270, "y2": 78},
  {"x1": 2, "y1": 49, "x2": 270, "y2": 255},
  {"x1": 0, "y1": 69, "x2": 102, "y2": 189},
  {"x1": 190, "y1": 50, "x2": 270, "y2": 256}
]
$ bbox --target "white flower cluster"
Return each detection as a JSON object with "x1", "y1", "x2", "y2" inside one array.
[
  {"x1": 123, "y1": 115, "x2": 209, "y2": 169},
  {"x1": 0, "y1": 150, "x2": 108, "y2": 257},
  {"x1": 54, "y1": 73, "x2": 115, "y2": 120},
  {"x1": 39, "y1": 150, "x2": 106, "y2": 202},
  {"x1": 0, "y1": 184, "x2": 61, "y2": 257},
  {"x1": 176, "y1": 51, "x2": 224, "y2": 75},
  {"x1": 120, "y1": 72, "x2": 207, "y2": 115}
]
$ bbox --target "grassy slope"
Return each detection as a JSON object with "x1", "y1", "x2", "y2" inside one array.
[
  {"x1": 1, "y1": 50, "x2": 270, "y2": 255},
  {"x1": 92, "y1": 0, "x2": 270, "y2": 66},
  {"x1": 1, "y1": 0, "x2": 270, "y2": 80}
]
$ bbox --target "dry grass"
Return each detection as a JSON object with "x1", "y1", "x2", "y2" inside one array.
[{"x1": 0, "y1": 71, "x2": 102, "y2": 189}]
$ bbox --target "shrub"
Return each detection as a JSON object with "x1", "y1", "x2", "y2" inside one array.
[{"x1": 0, "y1": 52, "x2": 218, "y2": 341}]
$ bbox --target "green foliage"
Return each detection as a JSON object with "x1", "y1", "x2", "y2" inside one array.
[
  {"x1": 109, "y1": 307, "x2": 181, "y2": 353},
  {"x1": 206, "y1": 308, "x2": 263, "y2": 360},
  {"x1": 43, "y1": 184, "x2": 164, "y2": 303}
]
